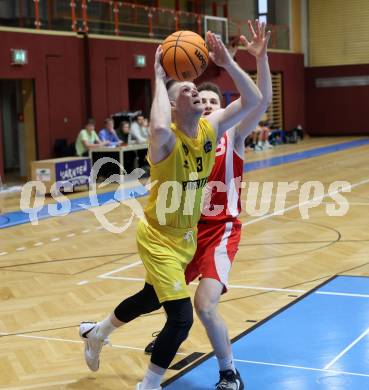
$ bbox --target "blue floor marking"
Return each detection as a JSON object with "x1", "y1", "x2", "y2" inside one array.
[
  {"x1": 164, "y1": 276, "x2": 369, "y2": 389},
  {"x1": 1, "y1": 138, "x2": 369, "y2": 229},
  {"x1": 244, "y1": 138, "x2": 369, "y2": 172},
  {"x1": 0, "y1": 185, "x2": 148, "y2": 229}
]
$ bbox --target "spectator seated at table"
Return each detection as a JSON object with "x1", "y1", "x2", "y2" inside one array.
[
  {"x1": 130, "y1": 114, "x2": 148, "y2": 168},
  {"x1": 117, "y1": 121, "x2": 133, "y2": 145},
  {"x1": 98, "y1": 117, "x2": 122, "y2": 146},
  {"x1": 117, "y1": 121, "x2": 135, "y2": 173},
  {"x1": 143, "y1": 117, "x2": 150, "y2": 134},
  {"x1": 130, "y1": 114, "x2": 148, "y2": 143},
  {"x1": 75, "y1": 118, "x2": 109, "y2": 157}
]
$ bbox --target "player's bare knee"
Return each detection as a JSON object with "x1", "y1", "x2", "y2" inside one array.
[{"x1": 194, "y1": 298, "x2": 217, "y2": 323}]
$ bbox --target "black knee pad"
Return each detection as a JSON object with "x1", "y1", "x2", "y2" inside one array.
[
  {"x1": 151, "y1": 298, "x2": 193, "y2": 368},
  {"x1": 164, "y1": 298, "x2": 194, "y2": 340},
  {"x1": 114, "y1": 283, "x2": 162, "y2": 323}
]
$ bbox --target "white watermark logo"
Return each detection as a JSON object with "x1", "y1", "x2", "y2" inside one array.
[
  {"x1": 239, "y1": 180, "x2": 351, "y2": 219},
  {"x1": 82, "y1": 157, "x2": 150, "y2": 233},
  {"x1": 19, "y1": 157, "x2": 352, "y2": 231},
  {"x1": 20, "y1": 158, "x2": 152, "y2": 232}
]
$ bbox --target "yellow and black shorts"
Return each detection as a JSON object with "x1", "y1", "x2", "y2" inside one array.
[{"x1": 136, "y1": 219, "x2": 197, "y2": 303}]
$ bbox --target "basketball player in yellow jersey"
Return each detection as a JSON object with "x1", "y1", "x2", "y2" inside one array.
[{"x1": 80, "y1": 31, "x2": 262, "y2": 390}]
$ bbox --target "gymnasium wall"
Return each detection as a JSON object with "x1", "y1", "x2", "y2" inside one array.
[
  {"x1": 198, "y1": 49, "x2": 305, "y2": 132},
  {"x1": 0, "y1": 29, "x2": 86, "y2": 177},
  {"x1": 0, "y1": 29, "x2": 305, "y2": 178},
  {"x1": 88, "y1": 36, "x2": 157, "y2": 124},
  {"x1": 309, "y1": 0, "x2": 369, "y2": 67},
  {"x1": 305, "y1": 64, "x2": 369, "y2": 136},
  {"x1": 304, "y1": 0, "x2": 369, "y2": 136}
]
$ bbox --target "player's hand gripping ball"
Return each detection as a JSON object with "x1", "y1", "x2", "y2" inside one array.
[{"x1": 161, "y1": 30, "x2": 209, "y2": 81}]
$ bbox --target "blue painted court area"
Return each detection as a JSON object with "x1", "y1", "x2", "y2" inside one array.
[
  {"x1": 164, "y1": 276, "x2": 369, "y2": 389},
  {"x1": 1, "y1": 138, "x2": 369, "y2": 229},
  {"x1": 244, "y1": 138, "x2": 369, "y2": 172}
]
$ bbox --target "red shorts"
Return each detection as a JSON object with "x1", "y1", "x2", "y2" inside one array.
[{"x1": 185, "y1": 219, "x2": 242, "y2": 294}]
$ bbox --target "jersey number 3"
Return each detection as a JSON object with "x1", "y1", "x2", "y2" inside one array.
[{"x1": 196, "y1": 157, "x2": 203, "y2": 172}]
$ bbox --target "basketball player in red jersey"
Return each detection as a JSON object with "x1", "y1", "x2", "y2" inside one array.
[{"x1": 146, "y1": 21, "x2": 272, "y2": 390}]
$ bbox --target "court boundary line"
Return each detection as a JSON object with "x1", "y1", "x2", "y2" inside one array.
[
  {"x1": 161, "y1": 275, "x2": 337, "y2": 387},
  {"x1": 234, "y1": 358, "x2": 369, "y2": 379},
  {"x1": 0, "y1": 331, "x2": 188, "y2": 356},
  {"x1": 324, "y1": 325, "x2": 369, "y2": 369},
  {"x1": 97, "y1": 260, "x2": 142, "y2": 279},
  {"x1": 97, "y1": 264, "x2": 369, "y2": 298}
]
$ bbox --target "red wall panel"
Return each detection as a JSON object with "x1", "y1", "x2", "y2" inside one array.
[
  {"x1": 306, "y1": 65, "x2": 369, "y2": 135},
  {"x1": 46, "y1": 55, "x2": 71, "y2": 141},
  {"x1": 0, "y1": 30, "x2": 305, "y2": 179},
  {"x1": 88, "y1": 38, "x2": 157, "y2": 128},
  {"x1": 0, "y1": 31, "x2": 85, "y2": 167},
  {"x1": 271, "y1": 52, "x2": 305, "y2": 131},
  {"x1": 105, "y1": 57, "x2": 121, "y2": 117},
  {"x1": 0, "y1": 98, "x2": 3, "y2": 179}
]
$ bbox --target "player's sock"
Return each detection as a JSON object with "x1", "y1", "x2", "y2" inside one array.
[
  {"x1": 217, "y1": 355, "x2": 236, "y2": 373},
  {"x1": 141, "y1": 367, "x2": 163, "y2": 389},
  {"x1": 96, "y1": 315, "x2": 118, "y2": 339}
]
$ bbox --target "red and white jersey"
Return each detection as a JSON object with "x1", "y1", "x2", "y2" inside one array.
[{"x1": 201, "y1": 131, "x2": 244, "y2": 222}]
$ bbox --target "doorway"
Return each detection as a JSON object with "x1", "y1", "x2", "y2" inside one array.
[
  {"x1": 128, "y1": 79, "x2": 152, "y2": 118},
  {"x1": 0, "y1": 79, "x2": 37, "y2": 182}
]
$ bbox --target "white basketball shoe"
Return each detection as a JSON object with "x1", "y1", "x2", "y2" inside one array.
[{"x1": 79, "y1": 321, "x2": 110, "y2": 371}]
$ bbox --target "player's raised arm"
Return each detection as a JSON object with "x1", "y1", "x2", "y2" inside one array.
[
  {"x1": 205, "y1": 31, "x2": 262, "y2": 139},
  {"x1": 235, "y1": 20, "x2": 273, "y2": 139},
  {"x1": 149, "y1": 46, "x2": 175, "y2": 165}
]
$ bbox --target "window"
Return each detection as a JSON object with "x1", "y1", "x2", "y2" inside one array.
[{"x1": 257, "y1": 0, "x2": 268, "y2": 23}]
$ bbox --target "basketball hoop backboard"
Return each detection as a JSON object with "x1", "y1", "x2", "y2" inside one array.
[{"x1": 204, "y1": 15, "x2": 229, "y2": 44}]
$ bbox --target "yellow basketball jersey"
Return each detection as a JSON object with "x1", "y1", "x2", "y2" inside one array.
[{"x1": 145, "y1": 118, "x2": 216, "y2": 229}]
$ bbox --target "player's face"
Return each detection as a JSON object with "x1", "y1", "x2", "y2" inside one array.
[
  {"x1": 199, "y1": 90, "x2": 221, "y2": 116},
  {"x1": 175, "y1": 82, "x2": 202, "y2": 114}
]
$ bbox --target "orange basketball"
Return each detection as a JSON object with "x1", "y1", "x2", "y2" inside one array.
[{"x1": 161, "y1": 31, "x2": 209, "y2": 81}]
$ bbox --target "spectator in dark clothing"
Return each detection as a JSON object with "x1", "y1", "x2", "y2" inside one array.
[
  {"x1": 285, "y1": 124, "x2": 304, "y2": 143},
  {"x1": 117, "y1": 121, "x2": 135, "y2": 173},
  {"x1": 117, "y1": 121, "x2": 132, "y2": 144}
]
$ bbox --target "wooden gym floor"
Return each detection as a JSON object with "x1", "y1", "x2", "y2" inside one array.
[{"x1": 1, "y1": 136, "x2": 369, "y2": 389}]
